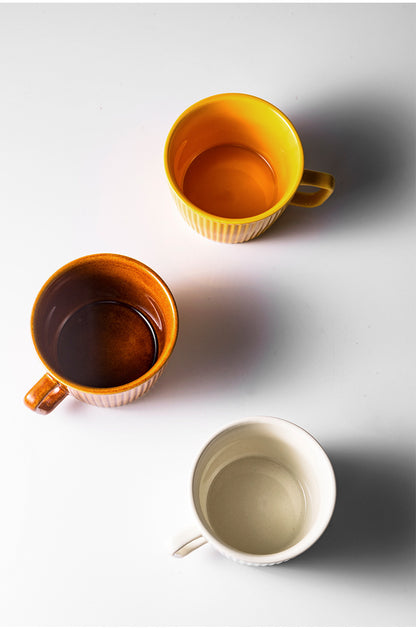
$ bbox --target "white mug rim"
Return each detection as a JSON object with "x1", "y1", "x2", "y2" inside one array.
[{"x1": 190, "y1": 416, "x2": 336, "y2": 565}]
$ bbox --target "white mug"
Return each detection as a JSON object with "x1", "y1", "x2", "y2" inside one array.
[{"x1": 173, "y1": 416, "x2": 336, "y2": 566}]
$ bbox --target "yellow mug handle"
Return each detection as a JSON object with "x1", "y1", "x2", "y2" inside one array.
[{"x1": 290, "y1": 169, "x2": 335, "y2": 208}]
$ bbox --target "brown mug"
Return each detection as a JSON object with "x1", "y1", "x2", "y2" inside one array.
[{"x1": 24, "y1": 254, "x2": 178, "y2": 414}]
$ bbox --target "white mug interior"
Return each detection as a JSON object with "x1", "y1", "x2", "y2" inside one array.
[{"x1": 191, "y1": 417, "x2": 336, "y2": 565}]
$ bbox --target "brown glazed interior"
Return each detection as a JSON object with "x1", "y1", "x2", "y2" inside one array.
[{"x1": 31, "y1": 254, "x2": 178, "y2": 391}]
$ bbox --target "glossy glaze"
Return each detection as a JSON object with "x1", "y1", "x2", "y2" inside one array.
[
  {"x1": 174, "y1": 416, "x2": 336, "y2": 566},
  {"x1": 164, "y1": 93, "x2": 335, "y2": 243},
  {"x1": 24, "y1": 253, "x2": 178, "y2": 413}
]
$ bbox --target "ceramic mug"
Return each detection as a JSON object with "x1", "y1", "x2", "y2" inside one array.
[
  {"x1": 24, "y1": 253, "x2": 178, "y2": 413},
  {"x1": 173, "y1": 416, "x2": 336, "y2": 566},
  {"x1": 164, "y1": 93, "x2": 335, "y2": 244}
]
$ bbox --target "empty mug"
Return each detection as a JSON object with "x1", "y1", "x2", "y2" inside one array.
[
  {"x1": 173, "y1": 416, "x2": 336, "y2": 566},
  {"x1": 24, "y1": 253, "x2": 178, "y2": 413},
  {"x1": 164, "y1": 93, "x2": 335, "y2": 243}
]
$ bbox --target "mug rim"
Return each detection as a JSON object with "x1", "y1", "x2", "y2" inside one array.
[
  {"x1": 190, "y1": 416, "x2": 336, "y2": 565},
  {"x1": 30, "y1": 253, "x2": 179, "y2": 395},
  {"x1": 164, "y1": 92, "x2": 305, "y2": 225}
]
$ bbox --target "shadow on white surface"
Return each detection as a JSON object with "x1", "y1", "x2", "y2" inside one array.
[
  {"x1": 285, "y1": 445, "x2": 415, "y2": 580},
  {"x1": 153, "y1": 277, "x2": 318, "y2": 403},
  {"x1": 152, "y1": 278, "x2": 272, "y2": 399},
  {"x1": 262, "y1": 94, "x2": 416, "y2": 240}
]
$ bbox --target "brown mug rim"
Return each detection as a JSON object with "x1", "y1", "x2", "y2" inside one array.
[{"x1": 30, "y1": 253, "x2": 179, "y2": 395}]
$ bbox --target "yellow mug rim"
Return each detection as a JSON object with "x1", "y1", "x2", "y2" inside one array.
[{"x1": 164, "y1": 93, "x2": 305, "y2": 225}]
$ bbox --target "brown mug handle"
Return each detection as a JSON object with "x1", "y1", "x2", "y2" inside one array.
[
  {"x1": 290, "y1": 169, "x2": 335, "y2": 208},
  {"x1": 24, "y1": 373, "x2": 68, "y2": 414}
]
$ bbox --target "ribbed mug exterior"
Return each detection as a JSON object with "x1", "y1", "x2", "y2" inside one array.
[
  {"x1": 67, "y1": 367, "x2": 165, "y2": 408},
  {"x1": 169, "y1": 186, "x2": 286, "y2": 244}
]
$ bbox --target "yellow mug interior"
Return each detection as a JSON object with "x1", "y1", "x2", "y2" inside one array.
[{"x1": 165, "y1": 93, "x2": 304, "y2": 221}]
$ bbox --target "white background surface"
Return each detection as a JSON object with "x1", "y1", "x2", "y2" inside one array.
[{"x1": 0, "y1": 3, "x2": 415, "y2": 626}]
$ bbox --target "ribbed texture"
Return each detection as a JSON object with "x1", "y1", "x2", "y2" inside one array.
[
  {"x1": 219, "y1": 548, "x2": 285, "y2": 566},
  {"x1": 68, "y1": 368, "x2": 164, "y2": 408},
  {"x1": 171, "y1": 189, "x2": 284, "y2": 244}
]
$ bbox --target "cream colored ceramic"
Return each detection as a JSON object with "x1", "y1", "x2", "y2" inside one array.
[{"x1": 173, "y1": 416, "x2": 336, "y2": 566}]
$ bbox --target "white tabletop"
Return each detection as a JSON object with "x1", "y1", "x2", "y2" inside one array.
[{"x1": 0, "y1": 3, "x2": 415, "y2": 626}]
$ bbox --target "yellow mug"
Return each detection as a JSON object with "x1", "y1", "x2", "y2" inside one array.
[{"x1": 164, "y1": 93, "x2": 335, "y2": 244}]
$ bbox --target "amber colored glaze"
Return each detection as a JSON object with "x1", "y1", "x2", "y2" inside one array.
[
  {"x1": 183, "y1": 144, "x2": 278, "y2": 219},
  {"x1": 24, "y1": 373, "x2": 68, "y2": 415},
  {"x1": 24, "y1": 254, "x2": 178, "y2": 413},
  {"x1": 164, "y1": 93, "x2": 335, "y2": 243},
  {"x1": 56, "y1": 300, "x2": 158, "y2": 388}
]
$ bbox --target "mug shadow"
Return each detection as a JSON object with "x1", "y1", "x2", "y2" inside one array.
[
  {"x1": 262, "y1": 94, "x2": 416, "y2": 240},
  {"x1": 155, "y1": 277, "x2": 314, "y2": 402},
  {"x1": 284, "y1": 444, "x2": 416, "y2": 579},
  {"x1": 155, "y1": 277, "x2": 274, "y2": 401}
]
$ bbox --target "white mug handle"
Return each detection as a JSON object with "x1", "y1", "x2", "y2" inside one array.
[{"x1": 171, "y1": 525, "x2": 208, "y2": 558}]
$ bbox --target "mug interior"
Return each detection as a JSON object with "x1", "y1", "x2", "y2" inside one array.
[
  {"x1": 165, "y1": 94, "x2": 304, "y2": 220},
  {"x1": 192, "y1": 418, "x2": 335, "y2": 561},
  {"x1": 32, "y1": 254, "x2": 178, "y2": 390}
]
